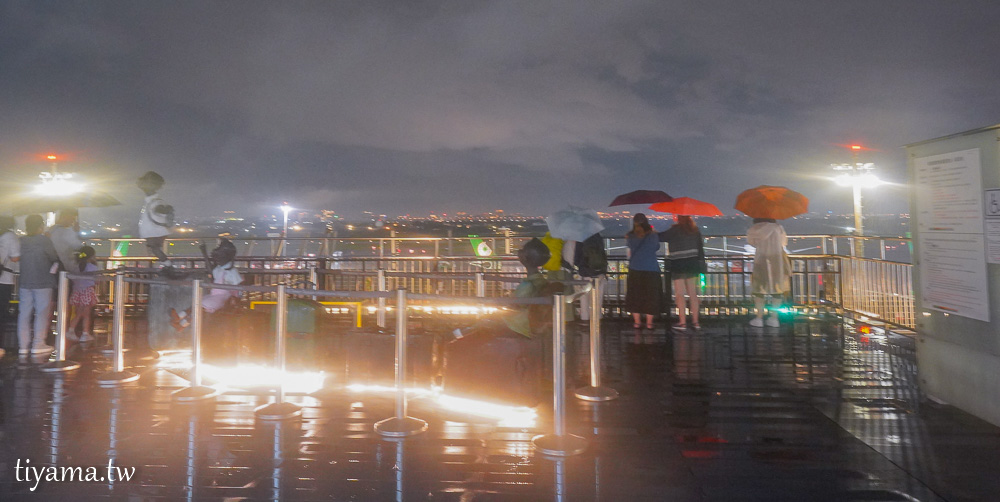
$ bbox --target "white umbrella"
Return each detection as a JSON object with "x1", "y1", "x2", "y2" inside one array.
[{"x1": 545, "y1": 206, "x2": 605, "y2": 242}]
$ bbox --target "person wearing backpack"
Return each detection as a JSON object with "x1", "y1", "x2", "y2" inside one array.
[
  {"x1": 137, "y1": 171, "x2": 175, "y2": 269},
  {"x1": 573, "y1": 232, "x2": 608, "y2": 321}
]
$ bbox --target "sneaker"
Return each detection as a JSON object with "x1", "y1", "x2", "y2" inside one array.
[
  {"x1": 79, "y1": 332, "x2": 94, "y2": 342},
  {"x1": 749, "y1": 317, "x2": 764, "y2": 328},
  {"x1": 18, "y1": 348, "x2": 30, "y2": 355},
  {"x1": 672, "y1": 323, "x2": 687, "y2": 332},
  {"x1": 766, "y1": 316, "x2": 780, "y2": 328},
  {"x1": 30, "y1": 344, "x2": 55, "y2": 354},
  {"x1": 65, "y1": 329, "x2": 78, "y2": 342}
]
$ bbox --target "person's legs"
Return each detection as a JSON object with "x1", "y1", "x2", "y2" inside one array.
[
  {"x1": 686, "y1": 277, "x2": 700, "y2": 327},
  {"x1": 31, "y1": 289, "x2": 52, "y2": 349},
  {"x1": 767, "y1": 296, "x2": 782, "y2": 326},
  {"x1": 672, "y1": 277, "x2": 687, "y2": 327},
  {"x1": 0, "y1": 283, "x2": 11, "y2": 348},
  {"x1": 146, "y1": 236, "x2": 170, "y2": 264},
  {"x1": 16, "y1": 288, "x2": 35, "y2": 353},
  {"x1": 631, "y1": 312, "x2": 640, "y2": 328},
  {"x1": 644, "y1": 313, "x2": 654, "y2": 329}
]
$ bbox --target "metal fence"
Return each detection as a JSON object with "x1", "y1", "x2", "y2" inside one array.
[{"x1": 10, "y1": 234, "x2": 916, "y2": 328}]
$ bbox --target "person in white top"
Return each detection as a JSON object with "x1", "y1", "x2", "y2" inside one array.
[
  {"x1": 137, "y1": 171, "x2": 174, "y2": 268},
  {"x1": 0, "y1": 216, "x2": 20, "y2": 358},
  {"x1": 48, "y1": 209, "x2": 83, "y2": 272},
  {"x1": 747, "y1": 218, "x2": 792, "y2": 327},
  {"x1": 169, "y1": 239, "x2": 242, "y2": 330}
]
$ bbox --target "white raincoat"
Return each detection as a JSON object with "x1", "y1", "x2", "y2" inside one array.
[{"x1": 747, "y1": 222, "x2": 792, "y2": 295}]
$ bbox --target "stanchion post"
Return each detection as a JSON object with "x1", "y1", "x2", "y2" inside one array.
[
  {"x1": 377, "y1": 268, "x2": 387, "y2": 328},
  {"x1": 532, "y1": 293, "x2": 588, "y2": 456},
  {"x1": 256, "y1": 284, "x2": 302, "y2": 420},
  {"x1": 41, "y1": 271, "x2": 80, "y2": 372},
  {"x1": 96, "y1": 269, "x2": 139, "y2": 386},
  {"x1": 374, "y1": 289, "x2": 428, "y2": 437},
  {"x1": 309, "y1": 267, "x2": 319, "y2": 301},
  {"x1": 172, "y1": 279, "x2": 219, "y2": 402},
  {"x1": 574, "y1": 280, "x2": 618, "y2": 401},
  {"x1": 475, "y1": 272, "x2": 485, "y2": 318}
]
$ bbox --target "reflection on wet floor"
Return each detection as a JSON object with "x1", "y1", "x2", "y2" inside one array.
[{"x1": 2, "y1": 317, "x2": 1000, "y2": 500}]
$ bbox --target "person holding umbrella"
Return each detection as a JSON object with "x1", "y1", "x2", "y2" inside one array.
[
  {"x1": 734, "y1": 186, "x2": 803, "y2": 328},
  {"x1": 659, "y1": 215, "x2": 705, "y2": 331},
  {"x1": 625, "y1": 213, "x2": 661, "y2": 330}
]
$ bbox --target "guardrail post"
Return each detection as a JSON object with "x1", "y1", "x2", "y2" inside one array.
[
  {"x1": 173, "y1": 279, "x2": 219, "y2": 402},
  {"x1": 377, "y1": 269, "x2": 387, "y2": 328},
  {"x1": 533, "y1": 292, "x2": 588, "y2": 456},
  {"x1": 309, "y1": 267, "x2": 319, "y2": 301},
  {"x1": 41, "y1": 271, "x2": 80, "y2": 372},
  {"x1": 256, "y1": 284, "x2": 303, "y2": 421},
  {"x1": 374, "y1": 289, "x2": 428, "y2": 437},
  {"x1": 475, "y1": 272, "x2": 485, "y2": 318},
  {"x1": 574, "y1": 281, "x2": 618, "y2": 401},
  {"x1": 96, "y1": 270, "x2": 139, "y2": 386}
]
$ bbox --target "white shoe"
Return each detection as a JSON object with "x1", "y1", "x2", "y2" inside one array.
[
  {"x1": 79, "y1": 332, "x2": 94, "y2": 342},
  {"x1": 749, "y1": 317, "x2": 764, "y2": 328},
  {"x1": 31, "y1": 344, "x2": 55, "y2": 354},
  {"x1": 65, "y1": 329, "x2": 78, "y2": 342},
  {"x1": 766, "y1": 316, "x2": 780, "y2": 328}
]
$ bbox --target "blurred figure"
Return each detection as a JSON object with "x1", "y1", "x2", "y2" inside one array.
[
  {"x1": 48, "y1": 209, "x2": 82, "y2": 272},
  {"x1": 0, "y1": 215, "x2": 20, "y2": 357},
  {"x1": 625, "y1": 213, "x2": 661, "y2": 330},
  {"x1": 572, "y1": 232, "x2": 608, "y2": 321},
  {"x1": 67, "y1": 246, "x2": 99, "y2": 342},
  {"x1": 46, "y1": 209, "x2": 83, "y2": 336},
  {"x1": 17, "y1": 214, "x2": 59, "y2": 355},
  {"x1": 137, "y1": 171, "x2": 175, "y2": 268},
  {"x1": 170, "y1": 239, "x2": 242, "y2": 330},
  {"x1": 659, "y1": 215, "x2": 706, "y2": 331},
  {"x1": 747, "y1": 218, "x2": 792, "y2": 327}
]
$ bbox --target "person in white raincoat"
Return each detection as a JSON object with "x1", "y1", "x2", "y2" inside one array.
[{"x1": 747, "y1": 218, "x2": 791, "y2": 327}]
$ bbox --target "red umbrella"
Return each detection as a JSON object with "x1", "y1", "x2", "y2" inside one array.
[
  {"x1": 648, "y1": 197, "x2": 723, "y2": 217},
  {"x1": 734, "y1": 185, "x2": 808, "y2": 219},
  {"x1": 609, "y1": 190, "x2": 673, "y2": 207}
]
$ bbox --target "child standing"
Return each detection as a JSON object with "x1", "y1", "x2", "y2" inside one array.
[
  {"x1": 136, "y1": 171, "x2": 174, "y2": 269},
  {"x1": 67, "y1": 246, "x2": 99, "y2": 342}
]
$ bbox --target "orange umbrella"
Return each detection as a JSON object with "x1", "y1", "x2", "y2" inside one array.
[
  {"x1": 648, "y1": 197, "x2": 723, "y2": 216},
  {"x1": 734, "y1": 185, "x2": 808, "y2": 219}
]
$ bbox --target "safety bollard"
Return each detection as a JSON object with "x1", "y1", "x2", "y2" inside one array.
[
  {"x1": 475, "y1": 271, "x2": 485, "y2": 318},
  {"x1": 96, "y1": 270, "x2": 139, "y2": 386},
  {"x1": 255, "y1": 284, "x2": 303, "y2": 421},
  {"x1": 41, "y1": 271, "x2": 81, "y2": 372},
  {"x1": 532, "y1": 292, "x2": 588, "y2": 456},
  {"x1": 172, "y1": 279, "x2": 220, "y2": 402},
  {"x1": 376, "y1": 269, "x2": 387, "y2": 328},
  {"x1": 574, "y1": 281, "x2": 618, "y2": 401},
  {"x1": 374, "y1": 289, "x2": 428, "y2": 437}
]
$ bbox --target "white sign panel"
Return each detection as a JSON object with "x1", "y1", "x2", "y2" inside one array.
[
  {"x1": 986, "y1": 220, "x2": 1000, "y2": 264},
  {"x1": 914, "y1": 149, "x2": 989, "y2": 321}
]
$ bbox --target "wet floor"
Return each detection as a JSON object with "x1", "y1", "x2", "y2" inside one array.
[{"x1": 2, "y1": 315, "x2": 1000, "y2": 501}]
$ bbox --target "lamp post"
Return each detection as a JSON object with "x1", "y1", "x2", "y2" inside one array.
[
  {"x1": 280, "y1": 203, "x2": 292, "y2": 257},
  {"x1": 831, "y1": 145, "x2": 881, "y2": 236}
]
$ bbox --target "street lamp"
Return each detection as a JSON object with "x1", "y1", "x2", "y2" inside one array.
[
  {"x1": 831, "y1": 145, "x2": 881, "y2": 236},
  {"x1": 280, "y1": 203, "x2": 292, "y2": 256}
]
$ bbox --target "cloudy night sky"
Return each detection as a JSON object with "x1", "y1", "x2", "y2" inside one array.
[{"x1": 2, "y1": 1, "x2": 1000, "y2": 221}]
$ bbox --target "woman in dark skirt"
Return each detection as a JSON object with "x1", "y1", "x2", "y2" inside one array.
[
  {"x1": 659, "y1": 215, "x2": 706, "y2": 331},
  {"x1": 625, "y1": 213, "x2": 662, "y2": 329}
]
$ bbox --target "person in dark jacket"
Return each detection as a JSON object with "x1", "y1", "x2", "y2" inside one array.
[{"x1": 659, "y1": 215, "x2": 706, "y2": 331}]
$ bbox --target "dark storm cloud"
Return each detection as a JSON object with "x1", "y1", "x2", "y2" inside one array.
[{"x1": 2, "y1": 0, "x2": 1000, "y2": 219}]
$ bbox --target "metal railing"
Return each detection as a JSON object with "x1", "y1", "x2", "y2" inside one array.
[{"x1": 8, "y1": 234, "x2": 915, "y2": 328}]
